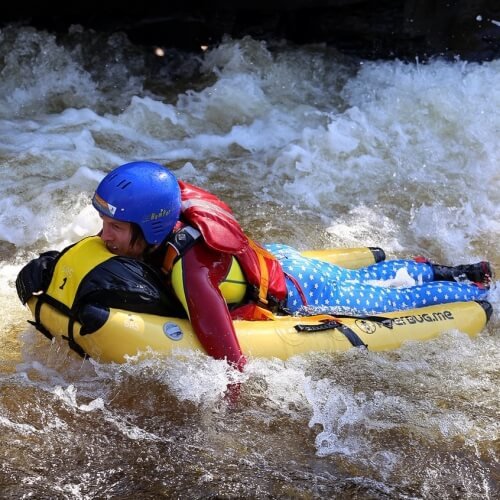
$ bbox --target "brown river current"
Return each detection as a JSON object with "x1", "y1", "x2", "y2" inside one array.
[{"x1": 0, "y1": 26, "x2": 498, "y2": 499}]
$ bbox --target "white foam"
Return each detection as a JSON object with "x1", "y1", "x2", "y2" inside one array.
[{"x1": 0, "y1": 31, "x2": 497, "y2": 433}]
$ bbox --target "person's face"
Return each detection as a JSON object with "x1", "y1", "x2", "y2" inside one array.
[{"x1": 99, "y1": 214, "x2": 147, "y2": 258}]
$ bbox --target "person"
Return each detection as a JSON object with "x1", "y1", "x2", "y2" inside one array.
[{"x1": 91, "y1": 161, "x2": 492, "y2": 370}]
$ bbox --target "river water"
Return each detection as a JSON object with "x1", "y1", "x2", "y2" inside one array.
[{"x1": 0, "y1": 25, "x2": 499, "y2": 499}]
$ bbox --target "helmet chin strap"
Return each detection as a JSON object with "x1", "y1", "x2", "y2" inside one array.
[
  {"x1": 143, "y1": 241, "x2": 164, "y2": 265},
  {"x1": 144, "y1": 243, "x2": 159, "y2": 254}
]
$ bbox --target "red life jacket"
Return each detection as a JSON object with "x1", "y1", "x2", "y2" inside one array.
[{"x1": 164, "y1": 180, "x2": 287, "y2": 316}]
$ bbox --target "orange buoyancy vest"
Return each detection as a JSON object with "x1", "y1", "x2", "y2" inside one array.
[{"x1": 165, "y1": 180, "x2": 287, "y2": 312}]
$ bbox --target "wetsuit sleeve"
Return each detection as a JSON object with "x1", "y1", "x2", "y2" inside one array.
[{"x1": 171, "y1": 242, "x2": 247, "y2": 370}]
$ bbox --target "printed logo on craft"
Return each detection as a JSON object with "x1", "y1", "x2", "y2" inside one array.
[
  {"x1": 163, "y1": 322, "x2": 183, "y2": 341},
  {"x1": 355, "y1": 319, "x2": 377, "y2": 334}
]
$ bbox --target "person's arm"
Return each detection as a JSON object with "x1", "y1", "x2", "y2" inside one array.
[{"x1": 172, "y1": 242, "x2": 247, "y2": 370}]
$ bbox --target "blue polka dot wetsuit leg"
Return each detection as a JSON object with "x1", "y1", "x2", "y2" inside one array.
[{"x1": 265, "y1": 244, "x2": 488, "y2": 315}]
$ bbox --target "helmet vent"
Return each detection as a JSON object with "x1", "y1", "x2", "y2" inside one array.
[
  {"x1": 151, "y1": 220, "x2": 165, "y2": 233},
  {"x1": 116, "y1": 180, "x2": 131, "y2": 189},
  {"x1": 97, "y1": 162, "x2": 180, "y2": 244}
]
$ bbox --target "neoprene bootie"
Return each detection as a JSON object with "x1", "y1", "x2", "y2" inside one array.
[{"x1": 431, "y1": 261, "x2": 493, "y2": 287}]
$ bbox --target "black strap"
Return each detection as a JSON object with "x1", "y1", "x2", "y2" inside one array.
[
  {"x1": 37, "y1": 293, "x2": 72, "y2": 317},
  {"x1": 337, "y1": 324, "x2": 367, "y2": 348},
  {"x1": 295, "y1": 319, "x2": 342, "y2": 333},
  {"x1": 28, "y1": 320, "x2": 54, "y2": 341},
  {"x1": 29, "y1": 295, "x2": 88, "y2": 358},
  {"x1": 62, "y1": 317, "x2": 88, "y2": 359},
  {"x1": 330, "y1": 313, "x2": 394, "y2": 329},
  {"x1": 294, "y1": 319, "x2": 367, "y2": 348},
  {"x1": 27, "y1": 297, "x2": 54, "y2": 340},
  {"x1": 167, "y1": 226, "x2": 201, "y2": 256}
]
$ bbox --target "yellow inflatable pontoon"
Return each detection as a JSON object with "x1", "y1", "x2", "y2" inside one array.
[
  {"x1": 23, "y1": 246, "x2": 492, "y2": 364},
  {"x1": 28, "y1": 296, "x2": 491, "y2": 364}
]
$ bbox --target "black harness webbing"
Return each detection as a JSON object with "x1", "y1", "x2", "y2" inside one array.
[
  {"x1": 28, "y1": 296, "x2": 54, "y2": 341},
  {"x1": 337, "y1": 324, "x2": 368, "y2": 348},
  {"x1": 294, "y1": 319, "x2": 368, "y2": 348},
  {"x1": 331, "y1": 314, "x2": 394, "y2": 329},
  {"x1": 28, "y1": 296, "x2": 87, "y2": 358},
  {"x1": 62, "y1": 316, "x2": 87, "y2": 358}
]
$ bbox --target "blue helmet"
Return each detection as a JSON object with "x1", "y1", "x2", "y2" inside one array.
[{"x1": 92, "y1": 161, "x2": 181, "y2": 244}]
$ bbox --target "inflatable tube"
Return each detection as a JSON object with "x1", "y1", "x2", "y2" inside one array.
[
  {"x1": 27, "y1": 297, "x2": 491, "y2": 363},
  {"x1": 300, "y1": 246, "x2": 386, "y2": 268},
  {"x1": 22, "y1": 246, "x2": 492, "y2": 364}
]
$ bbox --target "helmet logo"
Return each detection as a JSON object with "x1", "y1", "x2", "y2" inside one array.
[
  {"x1": 94, "y1": 193, "x2": 117, "y2": 216},
  {"x1": 147, "y1": 208, "x2": 171, "y2": 221}
]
